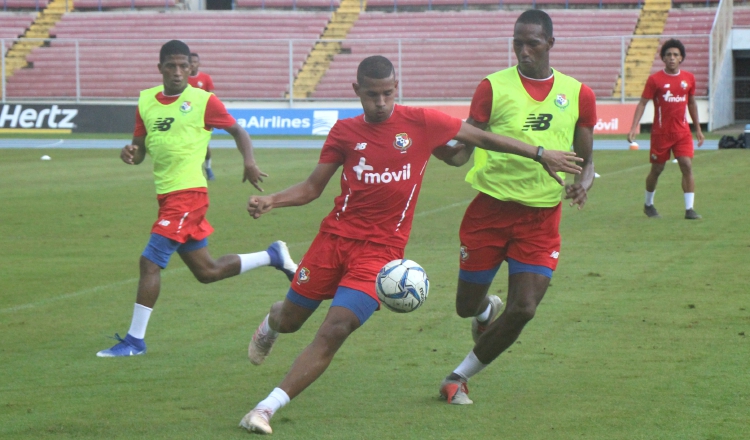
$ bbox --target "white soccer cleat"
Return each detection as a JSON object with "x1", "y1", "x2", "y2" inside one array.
[
  {"x1": 248, "y1": 316, "x2": 278, "y2": 366},
  {"x1": 239, "y1": 408, "x2": 273, "y2": 435},
  {"x1": 439, "y1": 377, "x2": 473, "y2": 405},
  {"x1": 471, "y1": 295, "x2": 504, "y2": 344}
]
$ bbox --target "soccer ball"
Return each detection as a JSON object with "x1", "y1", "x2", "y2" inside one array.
[{"x1": 375, "y1": 259, "x2": 429, "y2": 313}]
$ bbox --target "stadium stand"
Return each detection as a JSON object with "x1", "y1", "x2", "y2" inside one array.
[
  {"x1": 733, "y1": 5, "x2": 750, "y2": 26},
  {"x1": 72, "y1": 0, "x2": 176, "y2": 10},
  {"x1": 364, "y1": 0, "x2": 642, "y2": 11},
  {"x1": 1, "y1": 0, "x2": 50, "y2": 10},
  {"x1": 236, "y1": 0, "x2": 340, "y2": 10},
  {"x1": 313, "y1": 9, "x2": 639, "y2": 99},
  {"x1": 4, "y1": 10, "x2": 331, "y2": 99},
  {"x1": 648, "y1": 7, "x2": 715, "y2": 96},
  {"x1": 0, "y1": 12, "x2": 35, "y2": 40}
]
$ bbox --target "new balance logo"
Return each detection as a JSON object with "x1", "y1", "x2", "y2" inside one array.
[
  {"x1": 355, "y1": 143, "x2": 367, "y2": 151},
  {"x1": 152, "y1": 117, "x2": 175, "y2": 132},
  {"x1": 523, "y1": 114, "x2": 553, "y2": 131}
]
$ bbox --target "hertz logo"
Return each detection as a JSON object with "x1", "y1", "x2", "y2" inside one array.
[
  {"x1": 522, "y1": 114, "x2": 553, "y2": 131},
  {"x1": 152, "y1": 118, "x2": 175, "y2": 132}
]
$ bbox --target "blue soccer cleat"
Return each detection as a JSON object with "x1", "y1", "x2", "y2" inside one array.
[
  {"x1": 266, "y1": 241, "x2": 297, "y2": 281},
  {"x1": 96, "y1": 333, "x2": 147, "y2": 357},
  {"x1": 205, "y1": 167, "x2": 216, "y2": 181}
]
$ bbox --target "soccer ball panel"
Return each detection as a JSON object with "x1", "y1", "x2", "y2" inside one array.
[{"x1": 375, "y1": 259, "x2": 429, "y2": 313}]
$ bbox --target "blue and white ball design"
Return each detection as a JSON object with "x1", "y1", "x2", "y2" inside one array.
[{"x1": 375, "y1": 259, "x2": 429, "y2": 313}]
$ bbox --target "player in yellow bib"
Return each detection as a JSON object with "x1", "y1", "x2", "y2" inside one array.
[
  {"x1": 437, "y1": 10, "x2": 596, "y2": 404},
  {"x1": 97, "y1": 40, "x2": 298, "y2": 358}
]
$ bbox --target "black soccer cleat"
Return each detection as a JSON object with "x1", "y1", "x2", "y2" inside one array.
[
  {"x1": 644, "y1": 204, "x2": 661, "y2": 219},
  {"x1": 685, "y1": 208, "x2": 702, "y2": 220}
]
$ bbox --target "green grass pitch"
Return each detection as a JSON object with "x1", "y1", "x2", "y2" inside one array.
[{"x1": 1, "y1": 146, "x2": 748, "y2": 439}]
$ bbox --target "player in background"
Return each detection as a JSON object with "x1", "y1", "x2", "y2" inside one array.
[
  {"x1": 97, "y1": 40, "x2": 297, "y2": 358},
  {"x1": 627, "y1": 39, "x2": 704, "y2": 220},
  {"x1": 188, "y1": 52, "x2": 217, "y2": 181},
  {"x1": 238, "y1": 55, "x2": 584, "y2": 435},
  {"x1": 436, "y1": 10, "x2": 596, "y2": 405}
]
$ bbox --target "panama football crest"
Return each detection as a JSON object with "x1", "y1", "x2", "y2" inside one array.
[
  {"x1": 393, "y1": 133, "x2": 412, "y2": 152},
  {"x1": 460, "y1": 246, "x2": 469, "y2": 261},
  {"x1": 180, "y1": 101, "x2": 193, "y2": 114},
  {"x1": 680, "y1": 80, "x2": 688, "y2": 90},
  {"x1": 297, "y1": 267, "x2": 310, "y2": 284},
  {"x1": 554, "y1": 94, "x2": 569, "y2": 110}
]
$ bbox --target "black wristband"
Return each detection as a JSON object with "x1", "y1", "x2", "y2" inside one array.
[{"x1": 534, "y1": 146, "x2": 544, "y2": 162}]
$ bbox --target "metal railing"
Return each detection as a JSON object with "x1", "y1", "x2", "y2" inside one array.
[{"x1": 0, "y1": 34, "x2": 711, "y2": 103}]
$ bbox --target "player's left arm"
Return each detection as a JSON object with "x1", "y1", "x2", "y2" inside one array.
[
  {"x1": 564, "y1": 85, "x2": 596, "y2": 209},
  {"x1": 564, "y1": 124, "x2": 594, "y2": 209},
  {"x1": 225, "y1": 123, "x2": 267, "y2": 191},
  {"x1": 121, "y1": 136, "x2": 146, "y2": 165},
  {"x1": 687, "y1": 95, "x2": 704, "y2": 147}
]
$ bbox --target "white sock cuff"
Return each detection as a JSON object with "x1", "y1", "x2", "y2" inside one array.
[
  {"x1": 684, "y1": 192, "x2": 695, "y2": 210},
  {"x1": 476, "y1": 303, "x2": 492, "y2": 322},
  {"x1": 128, "y1": 303, "x2": 153, "y2": 340},
  {"x1": 257, "y1": 387, "x2": 291, "y2": 413},
  {"x1": 453, "y1": 350, "x2": 488, "y2": 381},
  {"x1": 239, "y1": 252, "x2": 271, "y2": 274}
]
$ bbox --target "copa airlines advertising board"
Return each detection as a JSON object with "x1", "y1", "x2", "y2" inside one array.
[{"x1": 216, "y1": 108, "x2": 365, "y2": 136}]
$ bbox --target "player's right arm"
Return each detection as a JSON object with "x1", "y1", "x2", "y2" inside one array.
[
  {"x1": 434, "y1": 116, "x2": 484, "y2": 166},
  {"x1": 247, "y1": 162, "x2": 340, "y2": 219},
  {"x1": 627, "y1": 98, "x2": 649, "y2": 143},
  {"x1": 121, "y1": 136, "x2": 146, "y2": 165},
  {"x1": 454, "y1": 121, "x2": 583, "y2": 185}
]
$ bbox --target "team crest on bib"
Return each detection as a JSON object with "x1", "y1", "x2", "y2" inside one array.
[
  {"x1": 393, "y1": 133, "x2": 412, "y2": 152},
  {"x1": 554, "y1": 94, "x2": 569, "y2": 110},
  {"x1": 680, "y1": 80, "x2": 688, "y2": 90},
  {"x1": 297, "y1": 267, "x2": 310, "y2": 284},
  {"x1": 180, "y1": 101, "x2": 193, "y2": 114}
]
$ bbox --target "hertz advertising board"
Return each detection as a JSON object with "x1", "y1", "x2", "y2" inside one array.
[{"x1": 0, "y1": 104, "x2": 136, "y2": 134}]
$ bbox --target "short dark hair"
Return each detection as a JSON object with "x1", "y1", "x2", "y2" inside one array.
[
  {"x1": 516, "y1": 9, "x2": 553, "y2": 38},
  {"x1": 357, "y1": 55, "x2": 395, "y2": 84},
  {"x1": 190, "y1": 52, "x2": 199, "y2": 59},
  {"x1": 660, "y1": 39, "x2": 686, "y2": 59},
  {"x1": 159, "y1": 40, "x2": 191, "y2": 64}
]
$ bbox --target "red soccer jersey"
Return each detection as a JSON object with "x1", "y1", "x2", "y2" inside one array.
[
  {"x1": 318, "y1": 105, "x2": 463, "y2": 248},
  {"x1": 188, "y1": 72, "x2": 214, "y2": 92},
  {"x1": 133, "y1": 91, "x2": 236, "y2": 137},
  {"x1": 469, "y1": 74, "x2": 597, "y2": 128},
  {"x1": 641, "y1": 69, "x2": 695, "y2": 135}
]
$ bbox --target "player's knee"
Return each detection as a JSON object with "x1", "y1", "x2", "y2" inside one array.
[
  {"x1": 505, "y1": 303, "x2": 537, "y2": 326},
  {"x1": 192, "y1": 266, "x2": 222, "y2": 284},
  {"x1": 316, "y1": 321, "x2": 354, "y2": 352},
  {"x1": 455, "y1": 300, "x2": 479, "y2": 319},
  {"x1": 275, "y1": 318, "x2": 303, "y2": 334}
]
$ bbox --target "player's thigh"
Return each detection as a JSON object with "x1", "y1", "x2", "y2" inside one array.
[
  {"x1": 177, "y1": 239, "x2": 212, "y2": 271},
  {"x1": 649, "y1": 134, "x2": 674, "y2": 164},
  {"x1": 505, "y1": 204, "x2": 561, "y2": 272},
  {"x1": 275, "y1": 293, "x2": 319, "y2": 333},
  {"x1": 672, "y1": 131, "x2": 695, "y2": 160},
  {"x1": 506, "y1": 271, "x2": 551, "y2": 318},
  {"x1": 315, "y1": 302, "x2": 365, "y2": 349}
]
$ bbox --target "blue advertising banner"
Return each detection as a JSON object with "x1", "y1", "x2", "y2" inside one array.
[{"x1": 218, "y1": 108, "x2": 364, "y2": 136}]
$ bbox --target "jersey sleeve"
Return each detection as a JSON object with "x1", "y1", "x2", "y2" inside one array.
[
  {"x1": 421, "y1": 108, "x2": 463, "y2": 149},
  {"x1": 133, "y1": 107, "x2": 146, "y2": 137},
  {"x1": 576, "y1": 84, "x2": 597, "y2": 128},
  {"x1": 205, "y1": 74, "x2": 215, "y2": 92},
  {"x1": 641, "y1": 75, "x2": 657, "y2": 100},
  {"x1": 468, "y1": 79, "x2": 493, "y2": 123},
  {"x1": 319, "y1": 121, "x2": 346, "y2": 164},
  {"x1": 204, "y1": 94, "x2": 236, "y2": 130},
  {"x1": 688, "y1": 73, "x2": 696, "y2": 97}
]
